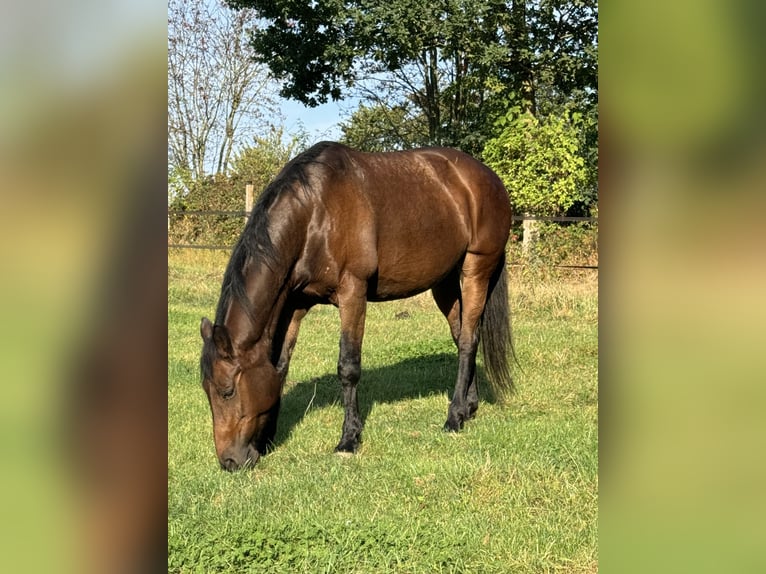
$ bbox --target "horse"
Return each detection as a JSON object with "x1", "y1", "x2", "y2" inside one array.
[{"x1": 200, "y1": 141, "x2": 514, "y2": 471}]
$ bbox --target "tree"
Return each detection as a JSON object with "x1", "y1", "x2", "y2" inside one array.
[
  {"x1": 168, "y1": 0, "x2": 279, "y2": 183},
  {"x1": 226, "y1": 0, "x2": 597, "y2": 155},
  {"x1": 339, "y1": 103, "x2": 429, "y2": 151},
  {"x1": 500, "y1": 0, "x2": 598, "y2": 117},
  {"x1": 229, "y1": 127, "x2": 307, "y2": 196},
  {"x1": 225, "y1": 0, "x2": 509, "y2": 151}
]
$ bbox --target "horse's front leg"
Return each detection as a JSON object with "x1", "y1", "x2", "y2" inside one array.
[
  {"x1": 335, "y1": 278, "x2": 368, "y2": 453},
  {"x1": 273, "y1": 305, "x2": 311, "y2": 387}
]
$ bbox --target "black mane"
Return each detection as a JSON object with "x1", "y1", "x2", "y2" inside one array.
[{"x1": 213, "y1": 141, "x2": 340, "y2": 325}]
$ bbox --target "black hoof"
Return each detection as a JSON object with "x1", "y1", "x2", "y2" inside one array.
[
  {"x1": 334, "y1": 439, "x2": 359, "y2": 453},
  {"x1": 443, "y1": 418, "x2": 463, "y2": 432}
]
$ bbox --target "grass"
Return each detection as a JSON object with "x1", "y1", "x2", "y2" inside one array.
[{"x1": 168, "y1": 249, "x2": 598, "y2": 573}]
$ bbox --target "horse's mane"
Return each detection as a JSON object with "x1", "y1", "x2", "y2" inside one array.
[{"x1": 213, "y1": 141, "x2": 342, "y2": 325}]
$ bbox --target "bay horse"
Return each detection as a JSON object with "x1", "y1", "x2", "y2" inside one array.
[{"x1": 200, "y1": 142, "x2": 514, "y2": 471}]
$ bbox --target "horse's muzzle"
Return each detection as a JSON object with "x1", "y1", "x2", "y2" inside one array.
[{"x1": 219, "y1": 445, "x2": 260, "y2": 471}]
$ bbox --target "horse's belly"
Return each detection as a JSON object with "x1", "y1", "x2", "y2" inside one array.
[
  {"x1": 370, "y1": 237, "x2": 466, "y2": 300},
  {"x1": 367, "y1": 278, "x2": 435, "y2": 302}
]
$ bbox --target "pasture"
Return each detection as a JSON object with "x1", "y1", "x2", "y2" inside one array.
[{"x1": 168, "y1": 249, "x2": 598, "y2": 573}]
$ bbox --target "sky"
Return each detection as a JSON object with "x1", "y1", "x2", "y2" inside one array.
[{"x1": 279, "y1": 97, "x2": 357, "y2": 143}]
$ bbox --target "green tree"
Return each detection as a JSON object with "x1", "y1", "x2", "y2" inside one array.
[
  {"x1": 340, "y1": 104, "x2": 429, "y2": 151},
  {"x1": 230, "y1": 127, "x2": 307, "y2": 195},
  {"x1": 226, "y1": 0, "x2": 596, "y2": 154}
]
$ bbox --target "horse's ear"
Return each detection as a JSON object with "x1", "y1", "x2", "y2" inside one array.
[
  {"x1": 200, "y1": 317, "x2": 213, "y2": 341},
  {"x1": 212, "y1": 324, "x2": 234, "y2": 359}
]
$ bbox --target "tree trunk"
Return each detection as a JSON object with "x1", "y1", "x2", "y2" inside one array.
[{"x1": 424, "y1": 47, "x2": 441, "y2": 144}]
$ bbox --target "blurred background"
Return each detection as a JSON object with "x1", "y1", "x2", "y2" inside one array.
[
  {"x1": 601, "y1": 1, "x2": 766, "y2": 572},
  {"x1": 0, "y1": 1, "x2": 167, "y2": 572},
  {"x1": 0, "y1": 0, "x2": 764, "y2": 572}
]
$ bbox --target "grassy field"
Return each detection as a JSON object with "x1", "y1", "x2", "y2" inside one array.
[{"x1": 168, "y1": 250, "x2": 598, "y2": 573}]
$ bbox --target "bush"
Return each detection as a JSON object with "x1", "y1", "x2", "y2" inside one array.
[
  {"x1": 508, "y1": 216, "x2": 598, "y2": 279},
  {"x1": 483, "y1": 111, "x2": 589, "y2": 217},
  {"x1": 535, "y1": 221, "x2": 598, "y2": 266},
  {"x1": 168, "y1": 174, "x2": 246, "y2": 247},
  {"x1": 168, "y1": 128, "x2": 306, "y2": 247}
]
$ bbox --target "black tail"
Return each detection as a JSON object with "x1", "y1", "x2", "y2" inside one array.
[{"x1": 480, "y1": 256, "x2": 516, "y2": 397}]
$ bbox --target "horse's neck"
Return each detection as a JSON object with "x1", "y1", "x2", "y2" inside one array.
[
  {"x1": 224, "y1": 262, "x2": 290, "y2": 355},
  {"x1": 224, "y1": 196, "x2": 306, "y2": 355}
]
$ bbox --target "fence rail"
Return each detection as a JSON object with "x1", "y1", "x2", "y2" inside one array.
[
  {"x1": 168, "y1": 243, "x2": 232, "y2": 251},
  {"x1": 167, "y1": 210, "x2": 596, "y2": 223},
  {"x1": 511, "y1": 215, "x2": 595, "y2": 222},
  {"x1": 167, "y1": 210, "x2": 597, "y2": 269},
  {"x1": 168, "y1": 210, "x2": 248, "y2": 216}
]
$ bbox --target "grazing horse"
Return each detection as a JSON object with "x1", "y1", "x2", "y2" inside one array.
[{"x1": 200, "y1": 142, "x2": 514, "y2": 471}]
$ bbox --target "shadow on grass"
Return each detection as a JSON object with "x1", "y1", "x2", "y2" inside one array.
[{"x1": 273, "y1": 352, "x2": 496, "y2": 449}]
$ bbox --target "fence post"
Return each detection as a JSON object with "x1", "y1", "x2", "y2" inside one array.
[
  {"x1": 245, "y1": 183, "x2": 254, "y2": 223},
  {"x1": 522, "y1": 213, "x2": 540, "y2": 261}
]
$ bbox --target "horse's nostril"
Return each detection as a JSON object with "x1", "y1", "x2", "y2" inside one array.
[{"x1": 220, "y1": 457, "x2": 238, "y2": 472}]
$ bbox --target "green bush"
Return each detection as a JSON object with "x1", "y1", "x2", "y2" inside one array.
[
  {"x1": 535, "y1": 221, "x2": 598, "y2": 267},
  {"x1": 483, "y1": 111, "x2": 589, "y2": 217},
  {"x1": 168, "y1": 129, "x2": 306, "y2": 247},
  {"x1": 168, "y1": 174, "x2": 245, "y2": 247},
  {"x1": 508, "y1": 217, "x2": 598, "y2": 278}
]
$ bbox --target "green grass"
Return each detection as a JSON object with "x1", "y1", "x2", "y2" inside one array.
[{"x1": 169, "y1": 250, "x2": 598, "y2": 573}]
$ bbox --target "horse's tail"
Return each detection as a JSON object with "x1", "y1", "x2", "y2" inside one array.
[{"x1": 480, "y1": 254, "x2": 516, "y2": 398}]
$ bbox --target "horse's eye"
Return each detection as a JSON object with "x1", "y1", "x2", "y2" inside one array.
[{"x1": 219, "y1": 386, "x2": 235, "y2": 400}]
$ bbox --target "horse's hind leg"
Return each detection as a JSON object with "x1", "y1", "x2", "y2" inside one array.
[
  {"x1": 442, "y1": 253, "x2": 495, "y2": 432},
  {"x1": 335, "y1": 276, "x2": 368, "y2": 453},
  {"x1": 432, "y1": 272, "x2": 480, "y2": 420},
  {"x1": 431, "y1": 272, "x2": 479, "y2": 430},
  {"x1": 431, "y1": 270, "x2": 461, "y2": 344}
]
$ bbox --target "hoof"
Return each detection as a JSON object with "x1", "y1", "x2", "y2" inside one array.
[
  {"x1": 334, "y1": 439, "x2": 359, "y2": 454},
  {"x1": 443, "y1": 418, "x2": 463, "y2": 433}
]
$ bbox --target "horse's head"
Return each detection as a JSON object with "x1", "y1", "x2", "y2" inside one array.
[{"x1": 199, "y1": 317, "x2": 281, "y2": 471}]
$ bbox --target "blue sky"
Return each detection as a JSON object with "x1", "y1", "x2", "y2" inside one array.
[{"x1": 280, "y1": 97, "x2": 358, "y2": 142}]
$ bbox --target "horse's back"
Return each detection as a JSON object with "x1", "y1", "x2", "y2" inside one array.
[
  {"x1": 350, "y1": 146, "x2": 510, "y2": 251},
  {"x1": 298, "y1": 144, "x2": 511, "y2": 300}
]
